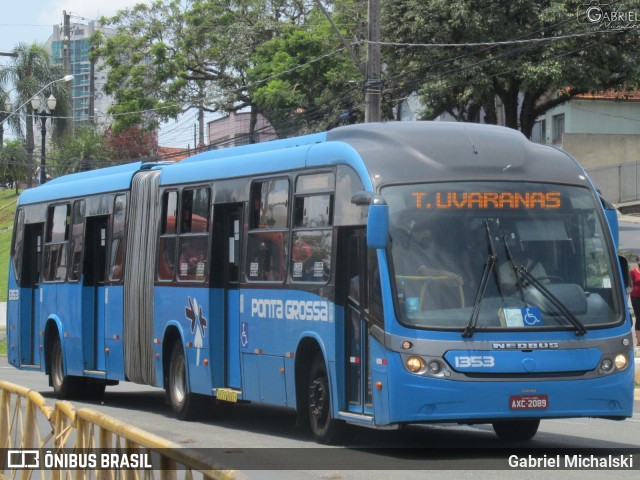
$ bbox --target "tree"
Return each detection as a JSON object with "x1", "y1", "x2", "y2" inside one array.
[
  {"x1": 93, "y1": 0, "x2": 316, "y2": 141},
  {"x1": 0, "y1": 139, "x2": 31, "y2": 194},
  {"x1": 0, "y1": 43, "x2": 70, "y2": 185},
  {"x1": 1, "y1": 44, "x2": 73, "y2": 187},
  {"x1": 49, "y1": 126, "x2": 113, "y2": 176},
  {"x1": 105, "y1": 126, "x2": 158, "y2": 162},
  {"x1": 0, "y1": 86, "x2": 11, "y2": 148},
  {"x1": 248, "y1": 2, "x2": 366, "y2": 136},
  {"x1": 383, "y1": 0, "x2": 640, "y2": 138}
]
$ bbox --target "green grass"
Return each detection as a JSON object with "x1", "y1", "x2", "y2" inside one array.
[{"x1": 0, "y1": 188, "x2": 19, "y2": 302}]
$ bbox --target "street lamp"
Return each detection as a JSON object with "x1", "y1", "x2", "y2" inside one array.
[
  {"x1": 32, "y1": 94, "x2": 57, "y2": 184},
  {"x1": 0, "y1": 74, "x2": 73, "y2": 127}
]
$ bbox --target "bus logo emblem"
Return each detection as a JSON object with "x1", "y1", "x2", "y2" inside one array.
[{"x1": 185, "y1": 296, "x2": 207, "y2": 366}]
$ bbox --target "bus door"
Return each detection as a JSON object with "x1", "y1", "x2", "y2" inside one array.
[
  {"x1": 212, "y1": 203, "x2": 243, "y2": 389},
  {"x1": 343, "y1": 228, "x2": 373, "y2": 416},
  {"x1": 82, "y1": 216, "x2": 109, "y2": 372},
  {"x1": 19, "y1": 223, "x2": 43, "y2": 366}
]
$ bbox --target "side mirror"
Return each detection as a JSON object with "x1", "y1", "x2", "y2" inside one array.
[
  {"x1": 599, "y1": 193, "x2": 619, "y2": 249},
  {"x1": 351, "y1": 191, "x2": 389, "y2": 249}
]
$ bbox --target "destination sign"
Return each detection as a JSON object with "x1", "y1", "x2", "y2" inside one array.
[{"x1": 411, "y1": 191, "x2": 561, "y2": 209}]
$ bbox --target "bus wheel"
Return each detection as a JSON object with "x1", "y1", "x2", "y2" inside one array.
[
  {"x1": 308, "y1": 353, "x2": 346, "y2": 444},
  {"x1": 167, "y1": 342, "x2": 203, "y2": 420},
  {"x1": 49, "y1": 336, "x2": 80, "y2": 399},
  {"x1": 492, "y1": 419, "x2": 540, "y2": 442}
]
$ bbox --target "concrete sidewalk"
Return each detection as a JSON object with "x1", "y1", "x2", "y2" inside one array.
[{"x1": 620, "y1": 213, "x2": 640, "y2": 224}]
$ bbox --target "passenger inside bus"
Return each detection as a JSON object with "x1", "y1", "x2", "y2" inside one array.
[
  {"x1": 497, "y1": 243, "x2": 548, "y2": 293},
  {"x1": 497, "y1": 221, "x2": 553, "y2": 293},
  {"x1": 179, "y1": 238, "x2": 206, "y2": 279},
  {"x1": 292, "y1": 236, "x2": 315, "y2": 281},
  {"x1": 248, "y1": 235, "x2": 284, "y2": 281},
  {"x1": 392, "y1": 220, "x2": 464, "y2": 310}
]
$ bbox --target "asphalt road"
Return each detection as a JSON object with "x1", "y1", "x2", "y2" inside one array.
[{"x1": 1, "y1": 355, "x2": 639, "y2": 480}]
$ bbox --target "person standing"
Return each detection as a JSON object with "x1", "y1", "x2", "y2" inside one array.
[{"x1": 629, "y1": 257, "x2": 640, "y2": 345}]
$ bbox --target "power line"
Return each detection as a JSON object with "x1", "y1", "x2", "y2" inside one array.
[{"x1": 358, "y1": 28, "x2": 636, "y2": 49}]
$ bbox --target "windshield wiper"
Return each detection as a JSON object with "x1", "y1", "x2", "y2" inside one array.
[
  {"x1": 503, "y1": 240, "x2": 587, "y2": 336},
  {"x1": 462, "y1": 222, "x2": 502, "y2": 338}
]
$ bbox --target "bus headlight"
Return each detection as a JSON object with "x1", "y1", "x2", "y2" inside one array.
[
  {"x1": 406, "y1": 356, "x2": 425, "y2": 373},
  {"x1": 600, "y1": 358, "x2": 613, "y2": 372},
  {"x1": 427, "y1": 360, "x2": 442, "y2": 374},
  {"x1": 614, "y1": 354, "x2": 628, "y2": 370}
]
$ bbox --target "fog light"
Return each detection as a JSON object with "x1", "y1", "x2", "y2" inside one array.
[
  {"x1": 614, "y1": 354, "x2": 628, "y2": 370},
  {"x1": 406, "y1": 356, "x2": 425, "y2": 373},
  {"x1": 428, "y1": 360, "x2": 442, "y2": 374}
]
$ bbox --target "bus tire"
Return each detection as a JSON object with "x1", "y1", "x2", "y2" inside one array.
[
  {"x1": 49, "y1": 335, "x2": 81, "y2": 399},
  {"x1": 308, "y1": 353, "x2": 346, "y2": 444},
  {"x1": 167, "y1": 341, "x2": 204, "y2": 420},
  {"x1": 492, "y1": 419, "x2": 540, "y2": 442}
]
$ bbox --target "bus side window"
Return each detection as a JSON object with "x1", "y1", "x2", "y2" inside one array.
[
  {"x1": 109, "y1": 195, "x2": 127, "y2": 282},
  {"x1": 291, "y1": 174, "x2": 334, "y2": 284},
  {"x1": 247, "y1": 231, "x2": 288, "y2": 281},
  {"x1": 11, "y1": 208, "x2": 25, "y2": 284},
  {"x1": 177, "y1": 187, "x2": 210, "y2": 282},
  {"x1": 68, "y1": 200, "x2": 85, "y2": 282},
  {"x1": 368, "y1": 250, "x2": 384, "y2": 329},
  {"x1": 246, "y1": 179, "x2": 289, "y2": 282},
  {"x1": 44, "y1": 204, "x2": 70, "y2": 282},
  {"x1": 158, "y1": 191, "x2": 178, "y2": 281}
]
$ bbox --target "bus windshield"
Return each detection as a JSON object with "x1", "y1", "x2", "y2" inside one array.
[{"x1": 383, "y1": 182, "x2": 623, "y2": 332}]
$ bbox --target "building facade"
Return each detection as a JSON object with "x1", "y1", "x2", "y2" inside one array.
[
  {"x1": 207, "y1": 112, "x2": 277, "y2": 148},
  {"x1": 46, "y1": 21, "x2": 116, "y2": 127},
  {"x1": 532, "y1": 92, "x2": 640, "y2": 169}
]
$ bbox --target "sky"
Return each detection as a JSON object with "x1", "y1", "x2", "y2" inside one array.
[
  {"x1": 0, "y1": 0, "x2": 148, "y2": 52},
  {"x1": 1, "y1": 0, "x2": 209, "y2": 148}
]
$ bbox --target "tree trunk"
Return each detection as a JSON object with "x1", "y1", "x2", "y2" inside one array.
[
  {"x1": 502, "y1": 88, "x2": 520, "y2": 131},
  {"x1": 198, "y1": 103, "x2": 205, "y2": 148},
  {"x1": 519, "y1": 90, "x2": 545, "y2": 140},
  {"x1": 482, "y1": 95, "x2": 497, "y2": 125},
  {"x1": 249, "y1": 108, "x2": 258, "y2": 144}
]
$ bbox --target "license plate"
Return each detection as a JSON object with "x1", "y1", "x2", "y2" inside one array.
[
  {"x1": 216, "y1": 388, "x2": 239, "y2": 403},
  {"x1": 509, "y1": 394, "x2": 549, "y2": 410}
]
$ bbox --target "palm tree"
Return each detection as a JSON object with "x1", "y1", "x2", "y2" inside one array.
[
  {"x1": 0, "y1": 86, "x2": 10, "y2": 148},
  {"x1": 0, "y1": 43, "x2": 70, "y2": 186}
]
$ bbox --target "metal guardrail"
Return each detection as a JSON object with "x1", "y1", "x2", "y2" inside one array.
[
  {"x1": 587, "y1": 161, "x2": 640, "y2": 205},
  {"x1": 0, "y1": 381, "x2": 238, "y2": 480}
]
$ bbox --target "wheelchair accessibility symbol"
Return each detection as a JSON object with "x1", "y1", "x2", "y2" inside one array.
[
  {"x1": 523, "y1": 307, "x2": 543, "y2": 326},
  {"x1": 241, "y1": 322, "x2": 249, "y2": 347}
]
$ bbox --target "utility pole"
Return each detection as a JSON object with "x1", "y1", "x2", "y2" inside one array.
[
  {"x1": 63, "y1": 11, "x2": 71, "y2": 74},
  {"x1": 315, "y1": 0, "x2": 381, "y2": 123},
  {"x1": 63, "y1": 11, "x2": 74, "y2": 131},
  {"x1": 364, "y1": 0, "x2": 381, "y2": 123},
  {"x1": 89, "y1": 50, "x2": 95, "y2": 125}
]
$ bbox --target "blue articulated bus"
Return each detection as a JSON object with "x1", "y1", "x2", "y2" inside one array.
[{"x1": 6, "y1": 122, "x2": 635, "y2": 443}]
